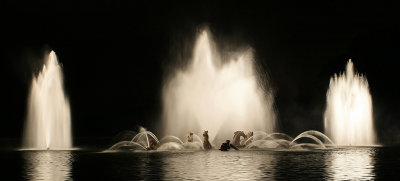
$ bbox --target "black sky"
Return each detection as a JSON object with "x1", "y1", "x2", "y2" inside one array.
[{"x1": 1, "y1": 0, "x2": 400, "y2": 144}]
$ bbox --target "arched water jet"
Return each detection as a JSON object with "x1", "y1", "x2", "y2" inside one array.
[
  {"x1": 131, "y1": 131, "x2": 159, "y2": 143},
  {"x1": 158, "y1": 142, "x2": 185, "y2": 150},
  {"x1": 108, "y1": 141, "x2": 147, "y2": 151},
  {"x1": 107, "y1": 127, "x2": 206, "y2": 151},
  {"x1": 243, "y1": 136, "x2": 253, "y2": 145},
  {"x1": 244, "y1": 131, "x2": 333, "y2": 150},
  {"x1": 293, "y1": 130, "x2": 334, "y2": 145},
  {"x1": 264, "y1": 133, "x2": 294, "y2": 141},
  {"x1": 130, "y1": 130, "x2": 160, "y2": 148},
  {"x1": 108, "y1": 129, "x2": 160, "y2": 151},
  {"x1": 160, "y1": 136, "x2": 184, "y2": 145},
  {"x1": 250, "y1": 131, "x2": 268, "y2": 142},
  {"x1": 243, "y1": 132, "x2": 292, "y2": 146},
  {"x1": 246, "y1": 139, "x2": 291, "y2": 149},
  {"x1": 246, "y1": 140, "x2": 279, "y2": 149},
  {"x1": 192, "y1": 134, "x2": 203, "y2": 143},
  {"x1": 290, "y1": 134, "x2": 326, "y2": 149}
]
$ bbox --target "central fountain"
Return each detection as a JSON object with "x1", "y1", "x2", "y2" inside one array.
[
  {"x1": 108, "y1": 28, "x2": 336, "y2": 152},
  {"x1": 23, "y1": 51, "x2": 72, "y2": 150},
  {"x1": 324, "y1": 60, "x2": 376, "y2": 146},
  {"x1": 161, "y1": 29, "x2": 276, "y2": 142}
]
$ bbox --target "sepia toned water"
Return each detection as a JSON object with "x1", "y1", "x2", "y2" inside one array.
[
  {"x1": 2, "y1": 146, "x2": 400, "y2": 180},
  {"x1": 162, "y1": 30, "x2": 276, "y2": 142},
  {"x1": 23, "y1": 51, "x2": 71, "y2": 150},
  {"x1": 324, "y1": 60, "x2": 375, "y2": 146}
]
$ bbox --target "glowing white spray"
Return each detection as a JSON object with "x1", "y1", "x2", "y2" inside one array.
[
  {"x1": 324, "y1": 60, "x2": 376, "y2": 145},
  {"x1": 23, "y1": 51, "x2": 72, "y2": 150},
  {"x1": 162, "y1": 30, "x2": 275, "y2": 142}
]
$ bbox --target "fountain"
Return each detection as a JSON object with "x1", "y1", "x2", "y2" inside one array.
[
  {"x1": 107, "y1": 127, "x2": 204, "y2": 151},
  {"x1": 108, "y1": 126, "x2": 336, "y2": 151},
  {"x1": 107, "y1": 29, "x2": 339, "y2": 152},
  {"x1": 324, "y1": 60, "x2": 376, "y2": 146},
  {"x1": 245, "y1": 130, "x2": 334, "y2": 149},
  {"x1": 22, "y1": 51, "x2": 72, "y2": 150},
  {"x1": 108, "y1": 28, "x2": 337, "y2": 152},
  {"x1": 162, "y1": 29, "x2": 276, "y2": 143},
  {"x1": 108, "y1": 127, "x2": 160, "y2": 151}
]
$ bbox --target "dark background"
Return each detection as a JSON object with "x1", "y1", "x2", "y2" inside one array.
[{"x1": 1, "y1": 0, "x2": 400, "y2": 144}]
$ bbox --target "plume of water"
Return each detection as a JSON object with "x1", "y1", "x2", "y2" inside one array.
[
  {"x1": 162, "y1": 29, "x2": 276, "y2": 142},
  {"x1": 324, "y1": 60, "x2": 376, "y2": 146},
  {"x1": 23, "y1": 51, "x2": 72, "y2": 150}
]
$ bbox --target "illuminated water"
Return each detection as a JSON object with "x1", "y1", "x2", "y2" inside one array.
[
  {"x1": 108, "y1": 128, "x2": 334, "y2": 151},
  {"x1": 324, "y1": 60, "x2": 376, "y2": 146},
  {"x1": 162, "y1": 30, "x2": 276, "y2": 142},
  {"x1": 2, "y1": 144, "x2": 399, "y2": 180},
  {"x1": 22, "y1": 51, "x2": 72, "y2": 150}
]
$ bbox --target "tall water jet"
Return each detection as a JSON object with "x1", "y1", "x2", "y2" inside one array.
[
  {"x1": 23, "y1": 51, "x2": 72, "y2": 150},
  {"x1": 162, "y1": 29, "x2": 276, "y2": 142},
  {"x1": 324, "y1": 60, "x2": 375, "y2": 146}
]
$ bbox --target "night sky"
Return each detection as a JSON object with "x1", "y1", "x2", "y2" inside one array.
[{"x1": 1, "y1": 0, "x2": 400, "y2": 144}]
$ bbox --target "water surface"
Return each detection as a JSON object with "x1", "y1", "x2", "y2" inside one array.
[{"x1": 2, "y1": 146, "x2": 400, "y2": 180}]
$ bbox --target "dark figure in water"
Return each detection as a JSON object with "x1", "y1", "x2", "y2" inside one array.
[
  {"x1": 203, "y1": 131, "x2": 212, "y2": 150},
  {"x1": 219, "y1": 140, "x2": 239, "y2": 151}
]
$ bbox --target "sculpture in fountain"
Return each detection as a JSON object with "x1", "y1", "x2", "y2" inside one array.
[
  {"x1": 187, "y1": 132, "x2": 194, "y2": 142},
  {"x1": 202, "y1": 131, "x2": 212, "y2": 150},
  {"x1": 232, "y1": 131, "x2": 253, "y2": 148}
]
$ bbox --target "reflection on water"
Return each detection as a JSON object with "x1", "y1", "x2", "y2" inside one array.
[
  {"x1": 14, "y1": 148, "x2": 384, "y2": 180},
  {"x1": 23, "y1": 151, "x2": 73, "y2": 181},
  {"x1": 160, "y1": 148, "x2": 377, "y2": 180},
  {"x1": 161, "y1": 151, "x2": 277, "y2": 180},
  {"x1": 325, "y1": 148, "x2": 376, "y2": 180}
]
